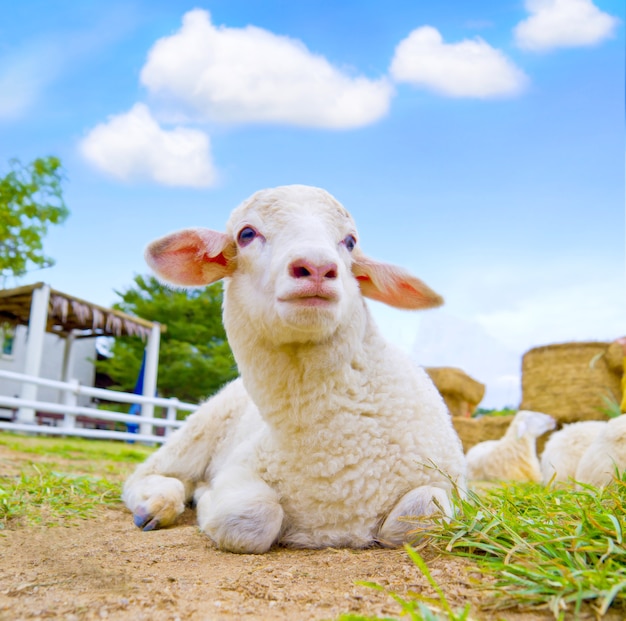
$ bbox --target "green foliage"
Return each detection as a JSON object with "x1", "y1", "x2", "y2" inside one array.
[
  {"x1": 472, "y1": 407, "x2": 516, "y2": 418},
  {"x1": 0, "y1": 156, "x2": 69, "y2": 284},
  {"x1": 97, "y1": 274, "x2": 238, "y2": 403}
]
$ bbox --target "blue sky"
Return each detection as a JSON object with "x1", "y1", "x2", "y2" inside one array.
[{"x1": 1, "y1": 0, "x2": 624, "y2": 407}]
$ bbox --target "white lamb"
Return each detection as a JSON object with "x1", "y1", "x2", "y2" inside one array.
[
  {"x1": 540, "y1": 420, "x2": 606, "y2": 485},
  {"x1": 122, "y1": 184, "x2": 466, "y2": 553},
  {"x1": 575, "y1": 415, "x2": 626, "y2": 487},
  {"x1": 465, "y1": 410, "x2": 556, "y2": 482}
]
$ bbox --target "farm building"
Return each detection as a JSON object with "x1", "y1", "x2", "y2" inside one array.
[{"x1": 0, "y1": 282, "x2": 163, "y2": 426}]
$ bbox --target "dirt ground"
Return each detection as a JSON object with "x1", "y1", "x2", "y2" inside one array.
[{"x1": 0, "y1": 445, "x2": 619, "y2": 621}]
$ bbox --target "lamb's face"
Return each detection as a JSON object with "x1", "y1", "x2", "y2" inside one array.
[
  {"x1": 516, "y1": 410, "x2": 557, "y2": 438},
  {"x1": 224, "y1": 186, "x2": 363, "y2": 345},
  {"x1": 603, "y1": 414, "x2": 626, "y2": 442},
  {"x1": 145, "y1": 184, "x2": 443, "y2": 349}
]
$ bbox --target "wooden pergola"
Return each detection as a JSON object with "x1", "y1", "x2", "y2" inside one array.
[{"x1": 0, "y1": 282, "x2": 165, "y2": 427}]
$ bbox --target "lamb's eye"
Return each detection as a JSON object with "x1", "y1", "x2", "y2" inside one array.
[
  {"x1": 237, "y1": 227, "x2": 257, "y2": 247},
  {"x1": 343, "y1": 234, "x2": 357, "y2": 252}
]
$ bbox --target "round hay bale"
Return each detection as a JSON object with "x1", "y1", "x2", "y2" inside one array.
[
  {"x1": 426, "y1": 367, "x2": 485, "y2": 417},
  {"x1": 452, "y1": 415, "x2": 512, "y2": 452},
  {"x1": 520, "y1": 341, "x2": 621, "y2": 424},
  {"x1": 453, "y1": 414, "x2": 553, "y2": 455}
]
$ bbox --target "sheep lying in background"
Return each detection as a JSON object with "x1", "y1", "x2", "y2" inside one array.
[
  {"x1": 540, "y1": 420, "x2": 606, "y2": 485},
  {"x1": 465, "y1": 410, "x2": 556, "y2": 482},
  {"x1": 575, "y1": 416, "x2": 626, "y2": 487},
  {"x1": 123, "y1": 185, "x2": 466, "y2": 553}
]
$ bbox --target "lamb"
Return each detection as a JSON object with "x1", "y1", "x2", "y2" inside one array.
[
  {"x1": 574, "y1": 415, "x2": 626, "y2": 487},
  {"x1": 540, "y1": 420, "x2": 606, "y2": 485},
  {"x1": 465, "y1": 410, "x2": 556, "y2": 482},
  {"x1": 122, "y1": 184, "x2": 466, "y2": 553}
]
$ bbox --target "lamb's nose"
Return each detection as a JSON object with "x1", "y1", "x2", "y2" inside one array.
[{"x1": 289, "y1": 259, "x2": 338, "y2": 282}]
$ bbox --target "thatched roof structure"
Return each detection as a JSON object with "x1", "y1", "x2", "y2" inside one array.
[
  {"x1": 520, "y1": 341, "x2": 621, "y2": 424},
  {"x1": 0, "y1": 282, "x2": 163, "y2": 340},
  {"x1": 426, "y1": 366, "x2": 485, "y2": 417}
]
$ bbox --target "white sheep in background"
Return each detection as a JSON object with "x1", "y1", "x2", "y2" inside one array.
[
  {"x1": 575, "y1": 415, "x2": 626, "y2": 487},
  {"x1": 465, "y1": 410, "x2": 556, "y2": 482},
  {"x1": 123, "y1": 185, "x2": 466, "y2": 553},
  {"x1": 540, "y1": 420, "x2": 606, "y2": 485}
]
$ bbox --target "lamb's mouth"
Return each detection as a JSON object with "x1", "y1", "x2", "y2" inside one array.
[{"x1": 278, "y1": 293, "x2": 337, "y2": 307}]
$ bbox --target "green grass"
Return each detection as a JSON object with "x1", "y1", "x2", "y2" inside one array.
[
  {"x1": 333, "y1": 477, "x2": 626, "y2": 621},
  {"x1": 427, "y1": 479, "x2": 626, "y2": 617},
  {"x1": 0, "y1": 432, "x2": 156, "y2": 528},
  {"x1": 0, "y1": 432, "x2": 154, "y2": 463},
  {"x1": 0, "y1": 463, "x2": 121, "y2": 528},
  {"x1": 471, "y1": 408, "x2": 516, "y2": 418},
  {"x1": 600, "y1": 392, "x2": 622, "y2": 419}
]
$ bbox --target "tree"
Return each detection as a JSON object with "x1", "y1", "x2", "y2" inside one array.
[
  {"x1": 97, "y1": 275, "x2": 238, "y2": 404},
  {"x1": 0, "y1": 156, "x2": 69, "y2": 286}
]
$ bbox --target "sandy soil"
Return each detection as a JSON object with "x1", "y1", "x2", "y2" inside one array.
[{"x1": 0, "y1": 444, "x2": 620, "y2": 621}]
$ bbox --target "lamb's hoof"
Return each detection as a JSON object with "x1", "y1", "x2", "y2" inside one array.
[{"x1": 133, "y1": 507, "x2": 160, "y2": 531}]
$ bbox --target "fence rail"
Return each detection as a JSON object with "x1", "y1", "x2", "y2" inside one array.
[{"x1": 0, "y1": 369, "x2": 198, "y2": 444}]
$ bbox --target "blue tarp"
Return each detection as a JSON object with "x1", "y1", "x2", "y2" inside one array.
[{"x1": 127, "y1": 350, "x2": 146, "y2": 434}]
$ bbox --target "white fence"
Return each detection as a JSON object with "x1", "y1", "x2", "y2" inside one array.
[{"x1": 0, "y1": 369, "x2": 198, "y2": 444}]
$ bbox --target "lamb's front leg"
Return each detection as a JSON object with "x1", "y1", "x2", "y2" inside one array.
[
  {"x1": 123, "y1": 379, "x2": 251, "y2": 531},
  {"x1": 195, "y1": 468, "x2": 284, "y2": 554},
  {"x1": 123, "y1": 473, "x2": 190, "y2": 531},
  {"x1": 377, "y1": 485, "x2": 451, "y2": 546}
]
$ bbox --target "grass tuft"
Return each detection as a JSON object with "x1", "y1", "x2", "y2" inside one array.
[
  {"x1": 0, "y1": 463, "x2": 121, "y2": 528},
  {"x1": 422, "y1": 477, "x2": 626, "y2": 617}
]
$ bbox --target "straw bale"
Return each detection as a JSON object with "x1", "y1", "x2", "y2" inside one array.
[
  {"x1": 453, "y1": 414, "x2": 552, "y2": 455},
  {"x1": 520, "y1": 341, "x2": 621, "y2": 424},
  {"x1": 426, "y1": 367, "x2": 485, "y2": 417},
  {"x1": 452, "y1": 415, "x2": 511, "y2": 452}
]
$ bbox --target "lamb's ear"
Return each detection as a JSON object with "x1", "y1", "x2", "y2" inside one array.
[
  {"x1": 145, "y1": 228, "x2": 237, "y2": 287},
  {"x1": 352, "y1": 254, "x2": 443, "y2": 310}
]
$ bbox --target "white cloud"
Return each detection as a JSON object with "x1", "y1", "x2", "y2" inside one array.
[
  {"x1": 140, "y1": 9, "x2": 392, "y2": 129},
  {"x1": 514, "y1": 0, "x2": 619, "y2": 51},
  {"x1": 390, "y1": 26, "x2": 528, "y2": 98},
  {"x1": 412, "y1": 312, "x2": 522, "y2": 409},
  {"x1": 80, "y1": 103, "x2": 216, "y2": 188}
]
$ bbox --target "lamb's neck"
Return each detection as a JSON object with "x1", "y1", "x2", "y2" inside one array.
[{"x1": 236, "y1": 310, "x2": 386, "y2": 430}]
